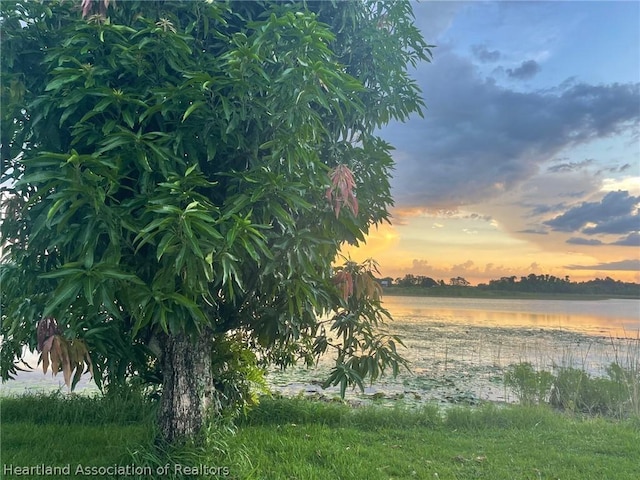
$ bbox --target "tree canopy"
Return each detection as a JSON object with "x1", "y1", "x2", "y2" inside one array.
[{"x1": 1, "y1": 0, "x2": 431, "y2": 441}]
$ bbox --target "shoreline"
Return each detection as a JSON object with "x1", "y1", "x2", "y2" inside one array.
[
  {"x1": 4, "y1": 300, "x2": 638, "y2": 410},
  {"x1": 381, "y1": 287, "x2": 640, "y2": 301}
]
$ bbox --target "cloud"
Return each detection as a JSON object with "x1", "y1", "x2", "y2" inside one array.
[
  {"x1": 384, "y1": 48, "x2": 640, "y2": 210},
  {"x1": 583, "y1": 216, "x2": 639, "y2": 235},
  {"x1": 471, "y1": 44, "x2": 501, "y2": 63},
  {"x1": 601, "y1": 177, "x2": 640, "y2": 195},
  {"x1": 518, "y1": 229, "x2": 548, "y2": 235},
  {"x1": 544, "y1": 190, "x2": 639, "y2": 234},
  {"x1": 612, "y1": 232, "x2": 640, "y2": 246},
  {"x1": 390, "y1": 206, "x2": 459, "y2": 225},
  {"x1": 566, "y1": 233, "x2": 639, "y2": 246},
  {"x1": 412, "y1": 2, "x2": 466, "y2": 43},
  {"x1": 547, "y1": 159, "x2": 594, "y2": 173},
  {"x1": 464, "y1": 212, "x2": 493, "y2": 222},
  {"x1": 506, "y1": 60, "x2": 541, "y2": 80},
  {"x1": 527, "y1": 202, "x2": 569, "y2": 216},
  {"x1": 566, "y1": 237, "x2": 603, "y2": 246},
  {"x1": 565, "y1": 259, "x2": 640, "y2": 271},
  {"x1": 594, "y1": 162, "x2": 634, "y2": 175}
]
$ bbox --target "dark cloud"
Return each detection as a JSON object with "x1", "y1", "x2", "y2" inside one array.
[
  {"x1": 526, "y1": 202, "x2": 568, "y2": 216},
  {"x1": 583, "y1": 216, "x2": 639, "y2": 235},
  {"x1": 385, "y1": 48, "x2": 640, "y2": 209},
  {"x1": 547, "y1": 159, "x2": 594, "y2": 173},
  {"x1": 465, "y1": 212, "x2": 493, "y2": 222},
  {"x1": 544, "y1": 190, "x2": 639, "y2": 234},
  {"x1": 506, "y1": 60, "x2": 541, "y2": 80},
  {"x1": 594, "y1": 162, "x2": 637, "y2": 176},
  {"x1": 565, "y1": 259, "x2": 640, "y2": 271},
  {"x1": 566, "y1": 237, "x2": 603, "y2": 245},
  {"x1": 471, "y1": 44, "x2": 501, "y2": 63},
  {"x1": 566, "y1": 233, "x2": 640, "y2": 246},
  {"x1": 612, "y1": 232, "x2": 640, "y2": 246},
  {"x1": 518, "y1": 229, "x2": 548, "y2": 235}
]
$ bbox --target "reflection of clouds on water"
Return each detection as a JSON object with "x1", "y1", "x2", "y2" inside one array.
[
  {"x1": 266, "y1": 298, "x2": 640, "y2": 405},
  {"x1": 383, "y1": 296, "x2": 640, "y2": 338},
  {"x1": 3, "y1": 298, "x2": 638, "y2": 406}
]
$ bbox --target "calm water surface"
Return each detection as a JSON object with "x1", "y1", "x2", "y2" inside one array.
[
  {"x1": 383, "y1": 296, "x2": 640, "y2": 338},
  {"x1": 262, "y1": 296, "x2": 640, "y2": 403},
  {"x1": 3, "y1": 296, "x2": 639, "y2": 401}
]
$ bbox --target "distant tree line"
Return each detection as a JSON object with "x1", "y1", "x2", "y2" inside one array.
[{"x1": 379, "y1": 273, "x2": 639, "y2": 296}]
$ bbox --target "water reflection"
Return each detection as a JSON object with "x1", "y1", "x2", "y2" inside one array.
[
  {"x1": 3, "y1": 296, "x2": 639, "y2": 403},
  {"x1": 382, "y1": 296, "x2": 640, "y2": 339}
]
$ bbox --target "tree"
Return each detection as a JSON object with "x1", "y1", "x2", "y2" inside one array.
[
  {"x1": 419, "y1": 276, "x2": 438, "y2": 288},
  {"x1": 449, "y1": 276, "x2": 470, "y2": 287},
  {"x1": 1, "y1": 0, "x2": 431, "y2": 443},
  {"x1": 376, "y1": 276, "x2": 394, "y2": 287},
  {"x1": 396, "y1": 274, "x2": 418, "y2": 287}
]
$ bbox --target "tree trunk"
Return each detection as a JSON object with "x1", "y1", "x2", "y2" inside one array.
[{"x1": 158, "y1": 332, "x2": 221, "y2": 444}]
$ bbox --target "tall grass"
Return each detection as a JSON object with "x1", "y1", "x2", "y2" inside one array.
[
  {"x1": 501, "y1": 328, "x2": 640, "y2": 419},
  {"x1": 1, "y1": 389, "x2": 156, "y2": 425},
  {"x1": 609, "y1": 333, "x2": 640, "y2": 417}
]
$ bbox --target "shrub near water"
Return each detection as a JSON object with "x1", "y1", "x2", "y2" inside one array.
[
  {"x1": 504, "y1": 362, "x2": 554, "y2": 406},
  {"x1": 506, "y1": 361, "x2": 640, "y2": 418},
  {"x1": 550, "y1": 364, "x2": 637, "y2": 417}
]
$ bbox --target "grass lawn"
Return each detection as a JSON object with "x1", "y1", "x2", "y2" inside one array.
[{"x1": 1, "y1": 393, "x2": 639, "y2": 479}]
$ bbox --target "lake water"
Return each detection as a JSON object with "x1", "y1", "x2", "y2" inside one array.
[
  {"x1": 383, "y1": 296, "x2": 640, "y2": 338},
  {"x1": 270, "y1": 296, "x2": 640, "y2": 404},
  {"x1": 3, "y1": 296, "x2": 639, "y2": 404}
]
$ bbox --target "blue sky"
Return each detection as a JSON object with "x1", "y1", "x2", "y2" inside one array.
[{"x1": 349, "y1": 1, "x2": 640, "y2": 284}]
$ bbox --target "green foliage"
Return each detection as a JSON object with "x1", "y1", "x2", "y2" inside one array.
[
  {"x1": 504, "y1": 362, "x2": 554, "y2": 406},
  {"x1": 550, "y1": 364, "x2": 637, "y2": 417},
  {"x1": 482, "y1": 273, "x2": 639, "y2": 296},
  {"x1": 387, "y1": 272, "x2": 640, "y2": 297},
  {"x1": 319, "y1": 259, "x2": 409, "y2": 397},
  {"x1": 0, "y1": 0, "x2": 431, "y2": 409},
  {"x1": 506, "y1": 361, "x2": 639, "y2": 418},
  {"x1": 209, "y1": 333, "x2": 270, "y2": 418}
]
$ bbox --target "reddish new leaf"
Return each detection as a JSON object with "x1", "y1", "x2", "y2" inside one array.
[
  {"x1": 326, "y1": 165, "x2": 358, "y2": 218},
  {"x1": 81, "y1": 0, "x2": 111, "y2": 19},
  {"x1": 332, "y1": 270, "x2": 354, "y2": 302}
]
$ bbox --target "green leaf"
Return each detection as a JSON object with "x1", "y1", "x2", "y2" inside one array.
[
  {"x1": 122, "y1": 109, "x2": 135, "y2": 129},
  {"x1": 46, "y1": 198, "x2": 67, "y2": 222},
  {"x1": 43, "y1": 282, "x2": 82, "y2": 317},
  {"x1": 39, "y1": 266, "x2": 85, "y2": 279},
  {"x1": 83, "y1": 276, "x2": 95, "y2": 306},
  {"x1": 156, "y1": 232, "x2": 176, "y2": 261},
  {"x1": 45, "y1": 74, "x2": 81, "y2": 91},
  {"x1": 100, "y1": 268, "x2": 144, "y2": 284},
  {"x1": 181, "y1": 101, "x2": 205, "y2": 122}
]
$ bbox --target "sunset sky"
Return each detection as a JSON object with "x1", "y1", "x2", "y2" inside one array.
[{"x1": 345, "y1": 1, "x2": 640, "y2": 285}]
